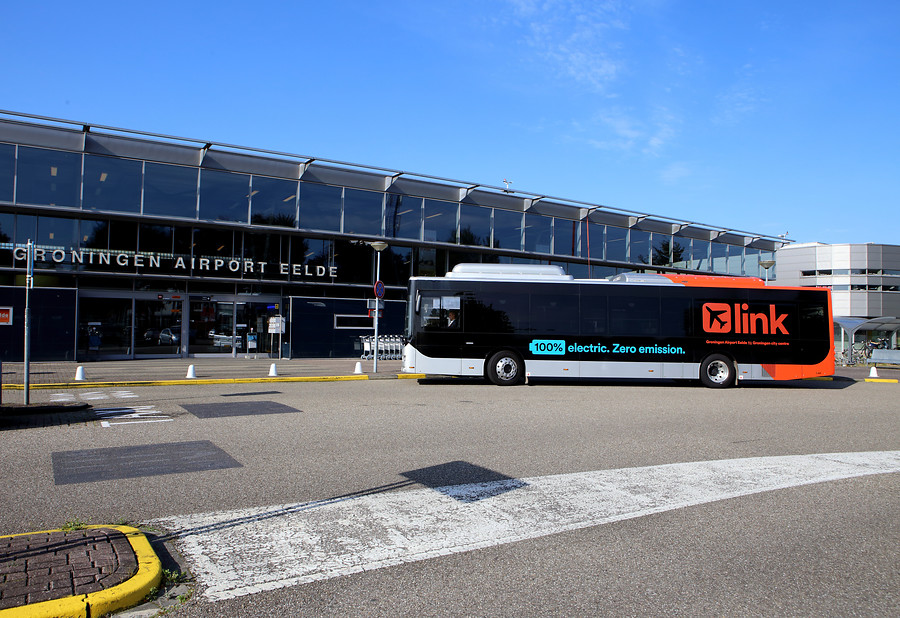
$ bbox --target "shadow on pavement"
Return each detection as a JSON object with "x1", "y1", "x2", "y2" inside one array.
[
  {"x1": 0, "y1": 403, "x2": 95, "y2": 430},
  {"x1": 417, "y1": 376, "x2": 857, "y2": 389}
]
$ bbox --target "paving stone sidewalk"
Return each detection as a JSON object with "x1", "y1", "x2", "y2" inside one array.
[
  {"x1": 0, "y1": 357, "x2": 403, "y2": 388},
  {"x1": 0, "y1": 527, "x2": 137, "y2": 610}
]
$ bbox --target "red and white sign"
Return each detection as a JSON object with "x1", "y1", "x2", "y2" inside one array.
[{"x1": 0, "y1": 307, "x2": 11, "y2": 326}]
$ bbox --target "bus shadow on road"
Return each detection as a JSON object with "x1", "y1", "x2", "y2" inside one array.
[
  {"x1": 417, "y1": 376, "x2": 855, "y2": 390},
  {"x1": 401, "y1": 460, "x2": 528, "y2": 503},
  {"x1": 738, "y1": 377, "x2": 856, "y2": 390}
]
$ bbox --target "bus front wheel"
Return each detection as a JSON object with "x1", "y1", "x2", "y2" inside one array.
[
  {"x1": 700, "y1": 354, "x2": 736, "y2": 388},
  {"x1": 487, "y1": 350, "x2": 525, "y2": 386}
]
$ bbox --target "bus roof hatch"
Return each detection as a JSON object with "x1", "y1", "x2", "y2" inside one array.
[{"x1": 445, "y1": 263, "x2": 574, "y2": 281}]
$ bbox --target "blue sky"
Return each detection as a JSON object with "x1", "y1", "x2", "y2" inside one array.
[{"x1": 3, "y1": 1, "x2": 897, "y2": 245}]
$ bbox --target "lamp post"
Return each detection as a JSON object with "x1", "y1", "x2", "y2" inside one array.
[
  {"x1": 23, "y1": 240, "x2": 34, "y2": 404},
  {"x1": 368, "y1": 241, "x2": 388, "y2": 372},
  {"x1": 584, "y1": 207, "x2": 598, "y2": 279},
  {"x1": 759, "y1": 259, "x2": 775, "y2": 285}
]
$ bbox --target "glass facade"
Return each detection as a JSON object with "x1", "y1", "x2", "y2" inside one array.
[
  {"x1": 0, "y1": 140, "x2": 774, "y2": 279},
  {"x1": 299, "y1": 182, "x2": 341, "y2": 231},
  {"x1": 0, "y1": 143, "x2": 14, "y2": 203},
  {"x1": 83, "y1": 154, "x2": 142, "y2": 213},
  {"x1": 651, "y1": 234, "x2": 672, "y2": 267},
  {"x1": 553, "y1": 218, "x2": 578, "y2": 257},
  {"x1": 343, "y1": 188, "x2": 383, "y2": 236},
  {"x1": 144, "y1": 162, "x2": 198, "y2": 218},
  {"x1": 524, "y1": 213, "x2": 552, "y2": 254},
  {"x1": 250, "y1": 175, "x2": 297, "y2": 226},
  {"x1": 606, "y1": 226, "x2": 627, "y2": 262},
  {"x1": 492, "y1": 209, "x2": 522, "y2": 251},
  {"x1": 630, "y1": 230, "x2": 651, "y2": 265},
  {"x1": 423, "y1": 199, "x2": 457, "y2": 243},
  {"x1": 386, "y1": 194, "x2": 422, "y2": 240},
  {"x1": 0, "y1": 114, "x2": 787, "y2": 360},
  {"x1": 459, "y1": 204, "x2": 491, "y2": 247},
  {"x1": 200, "y1": 169, "x2": 250, "y2": 222}
]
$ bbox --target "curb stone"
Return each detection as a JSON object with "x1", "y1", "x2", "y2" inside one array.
[{"x1": 0, "y1": 525, "x2": 161, "y2": 618}]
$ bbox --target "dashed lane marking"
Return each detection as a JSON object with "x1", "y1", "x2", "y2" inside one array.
[
  {"x1": 95, "y1": 405, "x2": 173, "y2": 427},
  {"x1": 111, "y1": 390, "x2": 140, "y2": 398},
  {"x1": 48, "y1": 389, "x2": 141, "y2": 403},
  {"x1": 46, "y1": 390, "x2": 173, "y2": 427},
  {"x1": 151, "y1": 451, "x2": 900, "y2": 602}
]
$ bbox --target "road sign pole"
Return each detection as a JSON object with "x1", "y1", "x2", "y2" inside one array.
[
  {"x1": 23, "y1": 239, "x2": 33, "y2": 404},
  {"x1": 367, "y1": 241, "x2": 388, "y2": 373},
  {"x1": 373, "y1": 250, "x2": 381, "y2": 373}
]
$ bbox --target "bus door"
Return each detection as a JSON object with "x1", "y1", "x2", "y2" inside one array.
[{"x1": 417, "y1": 292, "x2": 464, "y2": 373}]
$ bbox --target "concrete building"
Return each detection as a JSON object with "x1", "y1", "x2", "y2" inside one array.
[{"x1": 776, "y1": 243, "x2": 900, "y2": 357}]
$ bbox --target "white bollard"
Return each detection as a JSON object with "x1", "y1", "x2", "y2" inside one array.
[
  {"x1": 186, "y1": 364, "x2": 196, "y2": 379},
  {"x1": 354, "y1": 361, "x2": 363, "y2": 374},
  {"x1": 868, "y1": 366, "x2": 879, "y2": 378},
  {"x1": 268, "y1": 363, "x2": 278, "y2": 377},
  {"x1": 74, "y1": 366, "x2": 86, "y2": 381}
]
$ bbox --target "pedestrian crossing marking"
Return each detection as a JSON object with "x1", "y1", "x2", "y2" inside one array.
[{"x1": 151, "y1": 451, "x2": 900, "y2": 602}]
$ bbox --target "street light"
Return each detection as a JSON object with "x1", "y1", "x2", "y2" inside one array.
[
  {"x1": 759, "y1": 259, "x2": 775, "y2": 285},
  {"x1": 368, "y1": 241, "x2": 388, "y2": 372},
  {"x1": 584, "y1": 207, "x2": 600, "y2": 279}
]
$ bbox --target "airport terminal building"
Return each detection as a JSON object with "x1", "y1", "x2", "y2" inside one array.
[{"x1": 0, "y1": 111, "x2": 785, "y2": 361}]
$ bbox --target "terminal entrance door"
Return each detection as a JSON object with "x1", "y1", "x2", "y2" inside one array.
[
  {"x1": 188, "y1": 300, "x2": 235, "y2": 354},
  {"x1": 187, "y1": 297, "x2": 281, "y2": 356}
]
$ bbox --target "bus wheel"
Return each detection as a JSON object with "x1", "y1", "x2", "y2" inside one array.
[
  {"x1": 487, "y1": 350, "x2": 524, "y2": 386},
  {"x1": 700, "y1": 354, "x2": 735, "y2": 388}
]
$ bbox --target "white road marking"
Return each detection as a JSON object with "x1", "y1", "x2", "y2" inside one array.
[
  {"x1": 100, "y1": 419, "x2": 173, "y2": 427},
  {"x1": 111, "y1": 390, "x2": 140, "y2": 399},
  {"x1": 95, "y1": 405, "x2": 173, "y2": 427},
  {"x1": 48, "y1": 390, "x2": 139, "y2": 403},
  {"x1": 81, "y1": 391, "x2": 109, "y2": 400},
  {"x1": 150, "y1": 451, "x2": 900, "y2": 602}
]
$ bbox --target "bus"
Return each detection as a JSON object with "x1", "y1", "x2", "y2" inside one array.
[{"x1": 402, "y1": 264, "x2": 834, "y2": 388}]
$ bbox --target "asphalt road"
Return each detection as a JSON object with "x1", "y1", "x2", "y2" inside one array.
[{"x1": 1, "y1": 377, "x2": 898, "y2": 616}]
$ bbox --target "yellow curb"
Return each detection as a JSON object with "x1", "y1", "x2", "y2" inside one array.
[
  {"x1": 2, "y1": 374, "x2": 373, "y2": 389},
  {"x1": 864, "y1": 378, "x2": 899, "y2": 383},
  {"x1": 0, "y1": 525, "x2": 162, "y2": 618},
  {"x1": 2, "y1": 373, "x2": 427, "y2": 389}
]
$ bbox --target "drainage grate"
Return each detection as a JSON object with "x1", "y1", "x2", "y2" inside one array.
[
  {"x1": 52, "y1": 440, "x2": 242, "y2": 485},
  {"x1": 181, "y1": 401, "x2": 300, "y2": 418}
]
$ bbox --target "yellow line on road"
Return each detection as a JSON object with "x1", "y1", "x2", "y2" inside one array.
[{"x1": 2, "y1": 374, "x2": 426, "y2": 389}]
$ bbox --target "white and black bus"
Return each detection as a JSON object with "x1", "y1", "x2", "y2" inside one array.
[{"x1": 402, "y1": 264, "x2": 834, "y2": 387}]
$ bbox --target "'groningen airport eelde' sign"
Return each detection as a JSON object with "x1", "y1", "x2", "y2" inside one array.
[{"x1": 12, "y1": 246, "x2": 338, "y2": 279}]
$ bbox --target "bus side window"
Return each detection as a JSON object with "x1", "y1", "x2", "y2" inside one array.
[
  {"x1": 421, "y1": 295, "x2": 462, "y2": 329},
  {"x1": 421, "y1": 296, "x2": 441, "y2": 328},
  {"x1": 532, "y1": 291, "x2": 579, "y2": 334},
  {"x1": 660, "y1": 297, "x2": 691, "y2": 337},
  {"x1": 798, "y1": 303, "x2": 823, "y2": 338},
  {"x1": 609, "y1": 293, "x2": 660, "y2": 336},
  {"x1": 580, "y1": 294, "x2": 608, "y2": 335}
]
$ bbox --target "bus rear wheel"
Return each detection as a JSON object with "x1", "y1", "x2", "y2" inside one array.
[
  {"x1": 487, "y1": 350, "x2": 525, "y2": 386},
  {"x1": 700, "y1": 354, "x2": 736, "y2": 388}
]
